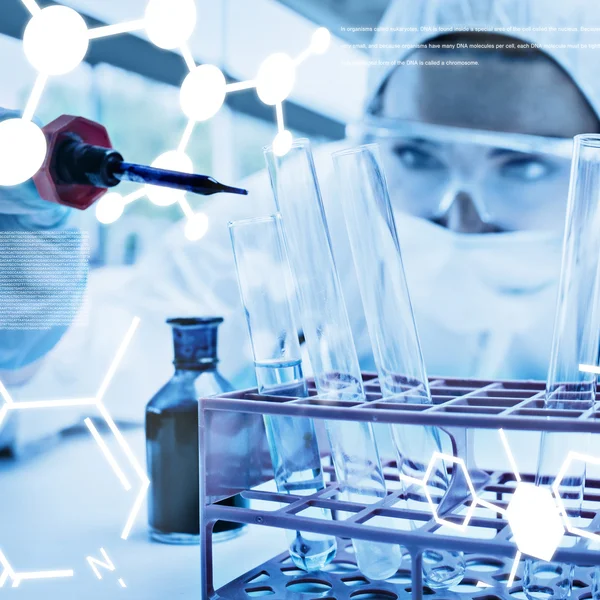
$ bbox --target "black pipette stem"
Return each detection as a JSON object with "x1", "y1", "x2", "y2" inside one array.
[
  {"x1": 54, "y1": 136, "x2": 248, "y2": 197},
  {"x1": 112, "y1": 162, "x2": 248, "y2": 197}
]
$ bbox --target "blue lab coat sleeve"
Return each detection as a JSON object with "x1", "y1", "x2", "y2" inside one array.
[{"x1": 0, "y1": 108, "x2": 88, "y2": 371}]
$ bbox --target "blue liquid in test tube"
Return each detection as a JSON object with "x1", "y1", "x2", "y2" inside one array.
[{"x1": 230, "y1": 216, "x2": 337, "y2": 572}]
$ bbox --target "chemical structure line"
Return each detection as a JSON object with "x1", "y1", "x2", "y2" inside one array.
[
  {"x1": 552, "y1": 450, "x2": 600, "y2": 543},
  {"x1": 276, "y1": 102, "x2": 284, "y2": 132},
  {"x1": 401, "y1": 429, "x2": 600, "y2": 588},
  {"x1": 178, "y1": 119, "x2": 196, "y2": 153},
  {"x1": 22, "y1": 73, "x2": 48, "y2": 122},
  {"x1": 84, "y1": 417, "x2": 133, "y2": 492},
  {"x1": 506, "y1": 550, "x2": 521, "y2": 587},
  {"x1": 497, "y1": 428, "x2": 526, "y2": 588},
  {"x1": 0, "y1": 379, "x2": 13, "y2": 405},
  {"x1": 499, "y1": 427, "x2": 521, "y2": 483},
  {"x1": 87, "y1": 19, "x2": 146, "y2": 41},
  {"x1": 0, "y1": 317, "x2": 146, "y2": 587},
  {"x1": 178, "y1": 196, "x2": 195, "y2": 220},
  {"x1": 96, "y1": 317, "x2": 140, "y2": 403},
  {"x1": 0, "y1": 315, "x2": 148, "y2": 591},
  {"x1": 294, "y1": 47, "x2": 312, "y2": 66},
  {"x1": 97, "y1": 21, "x2": 332, "y2": 234},
  {"x1": 579, "y1": 363, "x2": 600, "y2": 375},
  {"x1": 180, "y1": 43, "x2": 196, "y2": 72},
  {"x1": 226, "y1": 80, "x2": 256, "y2": 93},
  {"x1": 0, "y1": 546, "x2": 127, "y2": 589},
  {"x1": 2, "y1": 397, "x2": 97, "y2": 410},
  {"x1": 21, "y1": 0, "x2": 39, "y2": 16},
  {"x1": 1, "y1": 0, "x2": 332, "y2": 243},
  {"x1": 0, "y1": 549, "x2": 74, "y2": 589},
  {"x1": 87, "y1": 548, "x2": 114, "y2": 579},
  {"x1": 86, "y1": 547, "x2": 126, "y2": 587},
  {"x1": 124, "y1": 188, "x2": 147, "y2": 205},
  {"x1": 22, "y1": 73, "x2": 45, "y2": 123},
  {"x1": 399, "y1": 452, "x2": 506, "y2": 533}
]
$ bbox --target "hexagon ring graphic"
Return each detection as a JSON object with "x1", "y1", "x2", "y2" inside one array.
[
  {"x1": 553, "y1": 451, "x2": 600, "y2": 543},
  {"x1": 506, "y1": 482, "x2": 565, "y2": 562},
  {"x1": 0, "y1": 318, "x2": 149, "y2": 589},
  {"x1": 423, "y1": 452, "x2": 478, "y2": 531}
]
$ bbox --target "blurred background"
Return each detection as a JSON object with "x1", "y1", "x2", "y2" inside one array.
[{"x1": 0, "y1": 0, "x2": 388, "y2": 268}]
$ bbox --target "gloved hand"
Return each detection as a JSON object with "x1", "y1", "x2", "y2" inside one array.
[
  {"x1": 0, "y1": 108, "x2": 88, "y2": 373},
  {"x1": 0, "y1": 108, "x2": 88, "y2": 450}
]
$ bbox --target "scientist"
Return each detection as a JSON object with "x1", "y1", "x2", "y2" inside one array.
[
  {"x1": 5, "y1": 0, "x2": 600, "y2": 444},
  {"x1": 0, "y1": 108, "x2": 87, "y2": 451},
  {"x1": 113, "y1": 0, "x2": 597, "y2": 387}
]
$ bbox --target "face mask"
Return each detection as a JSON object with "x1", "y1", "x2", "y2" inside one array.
[{"x1": 394, "y1": 212, "x2": 563, "y2": 336}]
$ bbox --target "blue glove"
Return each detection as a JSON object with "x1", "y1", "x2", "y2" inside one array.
[{"x1": 0, "y1": 108, "x2": 88, "y2": 371}]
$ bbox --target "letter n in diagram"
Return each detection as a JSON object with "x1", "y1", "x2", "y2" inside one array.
[{"x1": 86, "y1": 548, "x2": 126, "y2": 588}]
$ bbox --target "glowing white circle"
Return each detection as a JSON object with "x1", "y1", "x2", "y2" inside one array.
[
  {"x1": 273, "y1": 130, "x2": 293, "y2": 157},
  {"x1": 0, "y1": 119, "x2": 47, "y2": 186},
  {"x1": 96, "y1": 192, "x2": 125, "y2": 224},
  {"x1": 23, "y1": 6, "x2": 89, "y2": 76},
  {"x1": 184, "y1": 212, "x2": 209, "y2": 241},
  {"x1": 256, "y1": 53, "x2": 296, "y2": 106},
  {"x1": 145, "y1": 150, "x2": 193, "y2": 206},
  {"x1": 311, "y1": 28, "x2": 331, "y2": 54},
  {"x1": 145, "y1": 0, "x2": 197, "y2": 50},
  {"x1": 180, "y1": 65, "x2": 227, "y2": 122}
]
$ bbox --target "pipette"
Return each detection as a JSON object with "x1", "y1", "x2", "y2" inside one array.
[{"x1": 33, "y1": 115, "x2": 247, "y2": 209}]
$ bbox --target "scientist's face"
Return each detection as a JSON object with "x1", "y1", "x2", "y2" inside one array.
[{"x1": 377, "y1": 51, "x2": 600, "y2": 233}]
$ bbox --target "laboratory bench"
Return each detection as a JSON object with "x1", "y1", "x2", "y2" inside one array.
[{"x1": 1, "y1": 413, "x2": 594, "y2": 599}]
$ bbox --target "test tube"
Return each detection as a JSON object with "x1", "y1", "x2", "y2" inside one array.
[
  {"x1": 331, "y1": 144, "x2": 430, "y2": 398},
  {"x1": 524, "y1": 135, "x2": 600, "y2": 600},
  {"x1": 264, "y1": 139, "x2": 403, "y2": 580},
  {"x1": 546, "y1": 135, "x2": 600, "y2": 406},
  {"x1": 332, "y1": 144, "x2": 465, "y2": 590},
  {"x1": 229, "y1": 214, "x2": 337, "y2": 572}
]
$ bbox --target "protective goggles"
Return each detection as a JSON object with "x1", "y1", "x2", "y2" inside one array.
[{"x1": 347, "y1": 117, "x2": 575, "y2": 231}]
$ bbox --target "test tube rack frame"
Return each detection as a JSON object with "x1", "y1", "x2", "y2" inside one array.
[{"x1": 200, "y1": 374, "x2": 600, "y2": 600}]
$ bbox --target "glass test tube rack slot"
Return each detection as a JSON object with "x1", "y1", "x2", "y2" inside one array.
[{"x1": 199, "y1": 374, "x2": 600, "y2": 600}]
